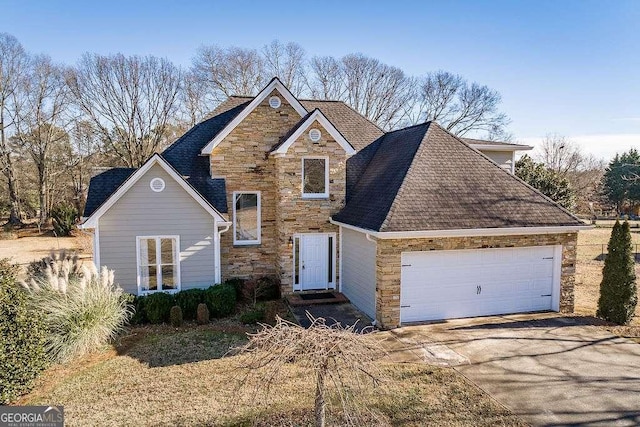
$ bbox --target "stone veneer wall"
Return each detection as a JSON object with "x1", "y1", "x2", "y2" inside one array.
[
  {"x1": 375, "y1": 232, "x2": 578, "y2": 329},
  {"x1": 212, "y1": 90, "x2": 300, "y2": 280},
  {"x1": 275, "y1": 120, "x2": 347, "y2": 292},
  {"x1": 211, "y1": 92, "x2": 349, "y2": 293}
]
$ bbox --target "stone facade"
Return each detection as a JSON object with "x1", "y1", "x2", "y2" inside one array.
[
  {"x1": 374, "y1": 232, "x2": 578, "y2": 329},
  {"x1": 211, "y1": 91, "x2": 348, "y2": 293}
]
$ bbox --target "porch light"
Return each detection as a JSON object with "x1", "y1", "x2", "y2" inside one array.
[{"x1": 288, "y1": 236, "x2": 293, "y2": 248}]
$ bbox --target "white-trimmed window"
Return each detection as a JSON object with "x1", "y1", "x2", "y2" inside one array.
[
  {"x1": 302, "y1": 157, "x2": 329, "y2": 198},
  {"x1": 137, "y1": 236, "x2": 180, "y2": 293},
  {"x1": 233, "y1": 191, "x2": 261, "y2": 245}
]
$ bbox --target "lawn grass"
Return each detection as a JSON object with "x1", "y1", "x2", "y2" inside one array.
[
  {"x1": 576, "y1": 228, "x2": 640, "y2": 341},
  {"x1": 18, "y1": 322, "x2": 525, "y2": 426}
]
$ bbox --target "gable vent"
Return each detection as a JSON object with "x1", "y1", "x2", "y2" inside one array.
[
  {"x1": 309, "y1": 128, "x2": 321, "y2": 142},
  {"x1": 269, "y1": 96, "x2": 281, "y2": 109},
  {"x1": 150, "y1": 177, "x2": 165, "y2": 193}
]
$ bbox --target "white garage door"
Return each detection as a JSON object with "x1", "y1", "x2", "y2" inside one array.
[{"x1": 400, "y1": 246, "x2": 560, "y2": 323}]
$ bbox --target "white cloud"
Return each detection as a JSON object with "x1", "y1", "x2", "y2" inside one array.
[{"x1": 519, "y1": 134, "x2": 640, "y2": 161}]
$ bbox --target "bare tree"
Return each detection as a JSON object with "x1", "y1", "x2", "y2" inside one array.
[
  {"x1": 308, "y1": 56, "x2": 345, "y2": 101},
  {"x1": 179, "y1": 70, "x2": 211, "y2": 127},
  {"x1": 12, "y1": 56, "x2": 71, "y2": 226},
  {"x1": 66, "y1": 53, "x2": 181, "y2": 168},
  {"x1": 235, "y1": 315, "x2": 386, "y2": 427},
  {"x1": 192, "y1": 45, "x2": 265, "y2": 102},
  {"x1": 412, "y1": 70, "x2": 509, "y2": 137},
  {"x1": 0, "y1": 33, "x2": 28, "y2": 225},
  {"x1": 262, "y1": 40, "x2": 308, "y2": 97},
  {"x1": 67, "y1": 120, "x2": 99, "y2": 214}
]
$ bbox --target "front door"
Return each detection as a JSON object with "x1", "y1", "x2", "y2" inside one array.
[{"x1": 295, "y1": 234, "x2": 335, "y2": 291}]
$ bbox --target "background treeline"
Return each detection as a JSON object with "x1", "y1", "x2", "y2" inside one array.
[{"x1": 0, "y1": 33, "x2": 633, "y2": 228}]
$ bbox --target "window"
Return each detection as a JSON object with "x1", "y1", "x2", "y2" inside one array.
[
  {"x1": 137, "y1": 236, "x2": 180, "y2": 293},
  {"x1": 233, "y1": 192, "x2": 261, "y2": 245},
  {"x1": 302, "y1": 157, "x2": 329, "y2": 198}
]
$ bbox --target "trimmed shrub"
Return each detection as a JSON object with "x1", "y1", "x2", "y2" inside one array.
[
  {"x1": 0, "y1": 259, "x2": 48, "y2": 404},
  {"x1": 263, "y1": 300, "x2": 281, "y2": 325},
  {"x1": 169, "y1": 306, "x2": 183, "y2": 327},
  {"x1": 144, "y1": 292, "x2": 175, "y2": 324},
  {"x1": 240, "y1": 303, "x2": 266, "y2": 325},
  {"x1": 224, "y1": 278, "x2": 246, "y2": 300},
  {"x1": 174, "y1": 288, "x2": 205, "y2": 320},
  {"x1": 129, "y1": 295, "x2": 147, "y2": 325},
  {"x1": 204, "y1": 283, "x2": 237, "y2": 318},
  {"x1": 22, "y1": 259, "x2": 132, "y2": 363},
  {"x1": 196, "y1": 303, "x2": 210, "y2": 325},
  {"x1": 597, "y1": 220, "x2": 638, "y2": 324},
  {"x1": 51, "y1": 204, "x2": 78, "y2": 237}
]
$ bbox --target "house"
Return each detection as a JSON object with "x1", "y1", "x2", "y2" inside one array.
[{"x1": 80, "y1": 77, "x2": 588, "y2": 329}]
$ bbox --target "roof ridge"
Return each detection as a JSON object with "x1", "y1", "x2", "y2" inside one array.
[
  {"x1": 433, "y1": 123, "x2": 584, "y2": 224},
  {"x1": 384, "y1": 121, "x2": 430, "y2": 135},
  {"x1": 379, "y1": 123, "x2": 433, "y2": 231}
]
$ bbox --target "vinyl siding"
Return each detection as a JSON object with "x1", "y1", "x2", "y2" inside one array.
[
  {"x1": 99, "y1": 164, "x2": 217, "y2": 294},
  {"x1": 341, "y1": 228, "x2": 376, "y2": 319},
  {"x1": 480, "y1": 150, "x2": 514, "y2": 172}
]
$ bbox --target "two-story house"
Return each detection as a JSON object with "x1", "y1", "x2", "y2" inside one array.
[{"x1": 80, "y1": 78, "x2": 588, "y2": 329}]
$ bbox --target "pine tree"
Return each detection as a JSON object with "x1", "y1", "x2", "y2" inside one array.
[{"x1": 597, "y1": 220, "x2": 638, "y2": 324}]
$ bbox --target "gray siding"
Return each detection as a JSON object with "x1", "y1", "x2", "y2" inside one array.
[
  {"x1": 341, "y1": 228, "x2": 376, "y2": 319},
  {"x1": 479, "y1": 150, "x2": 514, "y2": 172},
  {"x1": 99, "y1": 164, "x2": 217, "y2": 294}
]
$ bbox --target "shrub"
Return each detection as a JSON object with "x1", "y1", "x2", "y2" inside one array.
[
  {"x1": 174, "y1": 288, "x2": 205, "y2": 320},
  {"x1": 51, "y1": 204, "x2": 78, "y2": 237},
  {"x1": 196, "y1": 303, "x2": 210, "y2": 325},
  {"x1": 224, "y1": 278, "x2": 246, "y2": 300},
  {"x1": 204, "y1": 283, "x2": 237, "y2": 318},
  {"x1": 597, "y1": 220, "x2": 638, "y2": 324},
  {"x1": 241, "y1": 276, "x2": 280, "y2": 304},
  {"x1": 0, "y1": 259, "x2": 48, "y2": 404},
  {"x1": 22, "y1": 259, "x2": 133, "y2": 362},
  {"x1": 263, "y1": 300, "x2": 281, "y2": 325},
  {"x1": 240, "y1": 303, "x2": 265, "y2": 325},
  {"x1": 144, "y1": 292, "x2": 175, "y2": 324},
  {"x1": 169, "y1": 306, "x2": 183, "y2": 327},
  {"x1": 27, "y1": 250, "x2": 82, "y2": 282},
  {"x1": 129, "y1": 295, "x2": 147, "y2": 325}
]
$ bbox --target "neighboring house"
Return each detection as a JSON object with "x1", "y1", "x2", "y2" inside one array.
[{"x1": 80, "y1": 77, "x2": 588, "y2": 329}]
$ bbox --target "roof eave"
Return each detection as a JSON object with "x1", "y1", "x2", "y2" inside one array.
[{"x1": 469, "y1": 143, "x2": 533, "y2": 151}]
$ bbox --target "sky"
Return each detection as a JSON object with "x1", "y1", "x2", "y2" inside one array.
[{"x1": 1, "y1": 0, "x2": 638, "y2": 161}]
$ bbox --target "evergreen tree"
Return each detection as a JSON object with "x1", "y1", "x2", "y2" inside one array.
[{"x1": 597, "y1": 220, "x2": 638, "y2": 324}]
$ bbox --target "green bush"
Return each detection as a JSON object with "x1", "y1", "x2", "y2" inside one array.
[
  {"x1": 0, "y1": 259, "x2": 48, "y2": 404},
  {"x1": 204, "y1": 283, "x2": 237, "y2": 318},
  {"x1": 144, "y1": 292, "x2": 175, "y2": 324},
  {"x1": 224, "y1": 278, "x2": 246, "y2": 300},
  {"x1": 196, "y1": 303, "x2": 210, "y2": 325},
  {"x1": 174, "y1": 288, "x2": 205, "y2": 320},
  {"x1": 22, "y1": 259, "x2": 133, "y2": 362},
  {"x1": 597, "y1": 220, "x2": 638, "y2": 324},
  {"x1": 51, "y1": 204, "x2": 78, "y2": 237},
  {"x1": 128, "y1": 295, "x2": 146, "y2": 325},
  {"x1": 169, "y1": 306, "x2": 183, "y2": 327},
  {"x1": 239, "y1": 303, "x2": 266, "y2": 325}
]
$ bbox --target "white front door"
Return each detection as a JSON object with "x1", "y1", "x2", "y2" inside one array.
[{"x1": 295, "y1": 234, "x2": 336, "y2": 291}]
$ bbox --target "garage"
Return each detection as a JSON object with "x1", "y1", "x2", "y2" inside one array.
[{"x1": 400, "y1": 245, "x2": 562, "y2": 323}]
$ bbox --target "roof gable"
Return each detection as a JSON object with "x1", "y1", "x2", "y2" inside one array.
[
  {"x1": 80, "y1": 154, "x2": 228, "y2": 228},
  {"x1": 200, "y1": 77, "x2": 308, "y2": 155},
  {"x1": 270, "y1": 109, "x2": 355, "y2": 156},
  {"x1": 334, "y1": 122, "x2": 584, "y2": 232}
]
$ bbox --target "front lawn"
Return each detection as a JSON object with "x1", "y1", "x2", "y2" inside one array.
[{"x1": 18, "y1": 322, "x2": 524, "y2": 426}]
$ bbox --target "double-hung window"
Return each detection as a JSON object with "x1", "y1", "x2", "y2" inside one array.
[
  {"x1": 233, "y1": 191, "x2": 261, "y2": 245},
  {"x1": 137, "y1": 236, "x2": 180, "y2": 293},
  {"x1": 302, "y1": 157, "x2": 329, "y2": 198}
]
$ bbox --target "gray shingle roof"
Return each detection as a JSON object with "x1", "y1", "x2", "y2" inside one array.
[
  {"x1": 334, "y1": 122, "x2": 584, "y2": 232},
  {"x1": 83, "y1": 168, "x2": 136, "y2": 217}
]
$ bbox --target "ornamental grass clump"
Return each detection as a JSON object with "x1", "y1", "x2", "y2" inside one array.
[{"x1": 22, "y1": 257, "x2": 133, "y2": 362}]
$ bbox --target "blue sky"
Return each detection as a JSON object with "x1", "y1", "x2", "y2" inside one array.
[{"x1": 2, "y1": 0, "x2": 638, "y2": 160}]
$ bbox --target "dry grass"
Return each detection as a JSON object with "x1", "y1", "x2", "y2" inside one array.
[
  {"x1": 18, "y1": 323, "x2": 524, "y2": 427},
  {"x1": 0, "y1": 230, "x2": 92, "y2": 269},
  {"x1": 576, "y1": 228, "x2": 640, "y2": 340}
]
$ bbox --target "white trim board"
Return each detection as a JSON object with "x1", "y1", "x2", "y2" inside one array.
[
  {"x1": 271, "y1": 109, "x2": 355, "y2": 156},
  {"x1": 330, "y1": 219, "x2": 592, "y2": 239},
  {"x1": 79, "y1": 154, "x2": 229, "y2": 229},
  {"x1": 201, "y1": 77, "x2": 308, "y2": 155},
  {"x1": 469, "y1": 143, "x2": 533, "y2": 151}
]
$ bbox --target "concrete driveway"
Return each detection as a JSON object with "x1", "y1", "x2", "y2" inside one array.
[{"x1": 386, "y1": 313, "x2": 640, "y2": 426}]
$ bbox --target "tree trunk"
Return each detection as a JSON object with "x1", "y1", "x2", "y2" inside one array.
[
  {"x1": 315, "y1": 360, "x2": 328, "y2": 427},
  {"x1": 5, "y1": 156, "x2": 22, "y2": 226},
  {"x1": 37, "y1": 164, "x2": 47, "y2": 227}
]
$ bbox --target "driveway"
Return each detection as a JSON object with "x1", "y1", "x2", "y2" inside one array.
[{"x1": 386, "y1": 313, "x2": 640, "y2": 426}]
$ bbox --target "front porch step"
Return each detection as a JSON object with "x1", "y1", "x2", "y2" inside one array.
[{"x1": 286, "y1": 291, "x2": 350, "y2": 307}]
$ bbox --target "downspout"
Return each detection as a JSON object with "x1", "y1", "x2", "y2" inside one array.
[{"x1": 215, "y1": 222, "x2": 231, "y2": 284}]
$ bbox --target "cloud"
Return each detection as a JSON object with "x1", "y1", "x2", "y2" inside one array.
[{"x1": 519, "y1": 134, "x2": 640, "y2": 161}]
